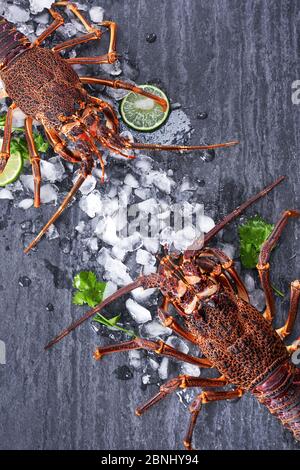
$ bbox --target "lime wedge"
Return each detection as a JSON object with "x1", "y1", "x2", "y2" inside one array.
[
  {"x1": 120, "y1": 84, "x2": 170, "y2": 132},
  {"x1": 0, "y1": 151, "x2": 23, "y2": 187}
]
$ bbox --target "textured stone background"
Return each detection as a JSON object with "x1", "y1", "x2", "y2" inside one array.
[{"x1": 0, "y1": 0, "x2": 300, "y2": 450}]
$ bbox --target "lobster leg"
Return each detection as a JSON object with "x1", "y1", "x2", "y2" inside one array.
[
  {"x1": 88, "y1": 95, "x2": 120, "y2": 133},
  {"x1": 44, "y1": 128, "x2": 81, "y2": 163},
  {"x1": 0, "y1": 103, "x2": 16, "y2": 173},
  {"x1": 33, "y1": 8, "x2": 64, "y2": 46},
  {"x1": 53, "y1": 1, "x2": 118, "y2": 65},
  {"x1": 81, "y1": 77, "x2": 168, "y2": 112},
  {"x1": 93, "y1": 337, "x2": 212, "y2": 368},
  {"x1": 276, "y1": 280, "x2": 300, "y2": 339},
  {"x1": 184, "y1": 388, "x2": 244, "y2": 450},
  {"x1": 135, "y1": 375, "x2": 227, "y2": 416},
  {"x1": 24, "y1": 117, "x2": 41, "y2": 208},
  {"x1": 24, "y1": 173, "x2": 86, "y2": 254},
  {"x1": 257, "y1": 210, "x2": 300, "y2": 322},
  {"x1": 157, "y1": 298, "x2": 207, "y2": 347},
  {"x1": 200, "y1": 247, "x2": 249, "y2": 302}
]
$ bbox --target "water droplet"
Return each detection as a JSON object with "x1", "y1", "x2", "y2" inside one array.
[
  {"x1": 200, "y1": 150, "x2": 215, "y2": 162},
  {"x1": 20, "y1": 220, "x2": 33, "y2": 231},
  {"x1": 60, "y1": 237, "x2": 72, "y2": 254},
  {"x1": 46, "y1": 303, "x2": 54, "y2": 312},
  {"x1": 197, "y1": 112, "x2": 208, "y2": 120},
  {"x1": 113, "y1": 365, "x2": 133, "y2": 380},
  {"x1": 19, "y1": 276, "x2": 31, "y2": 287},
  {"x1": 146, "y1": 33, "x2": 157, "y2": 43}
]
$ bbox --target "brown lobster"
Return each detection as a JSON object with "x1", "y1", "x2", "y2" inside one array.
[
  {"x1": 45, "y1": 176, "x2": 300, "y2": 450},
  {"x1": 0, "y1": 1, "x2": 237, "y2": 254}
]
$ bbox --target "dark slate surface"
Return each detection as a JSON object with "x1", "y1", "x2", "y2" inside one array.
[{"x1": 0, "y1": 0, "x2": 300, "y2": 450}]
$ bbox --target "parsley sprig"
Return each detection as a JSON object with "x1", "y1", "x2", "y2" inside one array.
[
  {"x1": 72, "y1": 271, "x2": 135, "y2": 336},
  {"x1": 238, "y1": 215, "x2": 284, "y2": 297}
]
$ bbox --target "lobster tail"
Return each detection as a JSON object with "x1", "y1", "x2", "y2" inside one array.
[
  {"x1": 252, "y1": 361, "x2": 300, "y2": 441},
  {"x1": 0, "y1": 16, "x2": 31, "y2": 70}
]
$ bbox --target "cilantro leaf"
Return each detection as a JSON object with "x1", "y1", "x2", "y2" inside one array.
[{"x1": 238, "y1": 215, "x2": 274, "y2": 269}]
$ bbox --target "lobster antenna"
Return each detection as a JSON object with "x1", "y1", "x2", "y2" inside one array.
[
  {"x1": 24, "y1": 174, "x2": 86, "y2": 254},
  {"x1": 128, "y1": 140, "x2": 239, "y2": 152},
  {"x1": 45, "y1": 275, "x2": 159, "y2": 350},
  {"x1": 185, "y1": 176, "x2": 286, "y2": 256},
  {"x1": 204, "y1": 176, "x2": 286, "y2": 244}
]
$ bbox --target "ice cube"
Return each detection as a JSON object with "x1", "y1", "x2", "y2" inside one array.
[
  {"x1": 244, "y1": 273, "x2": 255, "y2": 293},
  {"x1": 167, "y1": 336, "x2": 189, "y2": 354},
  {"x1": 98, "y1": 216, "x2": 119, "y2": 245},
  {"x1": 131, "y1": 287, "x2": 156, "y2": 303},
  {"x1": 41, "y1": 157, "x2": 65, "y2": 183},
  {"x1": 75, "y1": 221, "x2": 85, "y2": 233},
  {"x1": 199, "y1": 215, "x2": 215, "y2": 233},
  {"x1": 129, "y1": 350, "x2": 142, "y2": 370},
  {"x1": 124, "y1": 174, "x2": 139, "y2": 188},
  {"x1": 148, "y1": 171, "x2": 175, "y2": 194},
  {"x1": 97, "y1": 247, "x2": 111, "y2": 266},
  {"x1": 12, "y1": 108, "x2": 27, "y2": 128},
  {"x1": 78, "y1": 175, "x2": 97, "y2": 195},
  {"x1": 158, "y1": 357, "x2": 169, "y2": 380},
  {"x1": 105, "y1": 257, "x2": 133, "y2": 286},
  {"x1": 87, "y1": 237, "x2": 98, "y2": 251},
  {"x1": 18, "y1": 198, "x2": 33, "y2": 210},
  {"x1": 181, "y1": 363, "x2": 201, "y2": 377},
  {"x1": 40, "y1": 184, "x2": 58, "y2": 204},
  {"x1": 143, "y1": 264, "x2": 157, "y2": 275},
  {"x1": 220, "y1": 243, "x2": 235, "y2": 260},
  {"x1": 101, "y1": 60, "x2": 122, "y2": 76},
  {"x1": 125, "y1": 298, "x2": 151, "y2": 323},
  {"x1": 142, "y1": 374, "x2": 151, "y2": 385},
  {"x1": 143, "y1": 237, "x2": 159, "y2": 254},
  {"x1": 34, "y1": 11, "x2": 50, "y2": 24},
  {"x1": 118, "y1": 232, "x2": 143, "y2": 252},
  {"x1": 111, "y1": 245, "x2": 126, "y2": 261},
  {"x1": 46, "y1": 224, "x2": 59, "y2": 240},
  {"x1": 0, "y1": 188, "x2": 13, "y2": 200},
  {"x1": 79, "y1": 190, "x2": 102, "y2": 218},
  {"x1": 134, "y1": 156, "x2": 153, "y2": 174},
  {"x1": 250, "y1": 289, "x2": 266, "y2": 312},
  {"x1": 144, "y1": 321, "x2": 172, "y2": 338},
  {"x1": 103, "y1": 281, "x2": 118, "y2": 299},
  {"x1": 173, "y1": 226, "x2": 196, "y2": 251},
  {"x1": 136, "y1": 249, "x2": 156, "y2": 266},
  {"x1": 149, "y1": 358, "x2": 159, "y2": 370},
  {"x1": 7, "y1": 5, "x2": 30, "y2": 22},
  {"x1": 29, "y1": 0, "x2": 52, "y2": 14},
  {"x1": 20, "y1": 175, "x2": 34, "y2": 193},
  {"x1": 134, "y1": 188, "x2": 151, "y2": 200},
  {"x1": 137, "y1": 198, "x2": 159, "y2": 214},
  {"x1": 89, "y1": 5, "x2": 104, "y2": 23}
]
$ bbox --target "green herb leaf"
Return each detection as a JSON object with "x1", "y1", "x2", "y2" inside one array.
[
  {"x1": 0, "y1": 113, "x2": 49, "y2": 160},
  {"x1": 93, "y1": 313, "x2": 136, "y2": 337},
  {"x1": 72, "y1": 271, "x2": 135, "y2": 336},
  {"x1": 33, "y1": 132, "x2": 49, "y2": 153},
  {"x1": 238, "y1": 215, "x2": 274, "y2": 269},
  {"x1": 72, "y1": 271, "x2": 106, "y2": 308},
  {"x1": 272, "y1": 284, "x2": 285, "y2": 298}
]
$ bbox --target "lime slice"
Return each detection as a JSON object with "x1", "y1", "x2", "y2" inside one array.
[
  {"x1": 120, "y1": 84, "x2": 170, "y2": 132},
  {"x1": 0, "y1": 151, "x2": 23, "y2": 187}
]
